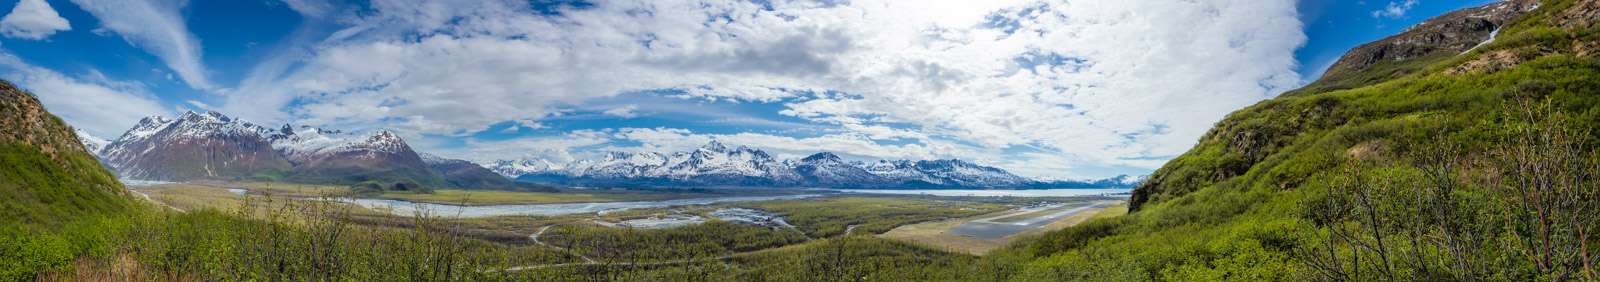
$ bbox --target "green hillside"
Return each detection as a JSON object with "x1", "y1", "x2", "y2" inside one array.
[
  {"x1": 0, "y1": 81, "x2": 138, "y2": 280},
  {"x1": 0, "y1": 81, "x2": 131, "y2": 226},
  {"x1": 988, "y1": 1, "x2": 1600, "y2": 280}
]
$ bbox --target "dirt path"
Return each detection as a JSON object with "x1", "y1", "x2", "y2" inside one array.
[
  {"x1": 530, "y1": 225, "x2": 596, "y2": 264},
  {"x1": 129, "y1": 188, "x2": 184, "y2": 212},
  {"x1": 844, "y1": 225, "x2": 859, "y2": 236}
]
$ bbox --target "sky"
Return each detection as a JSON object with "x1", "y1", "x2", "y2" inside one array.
[{"x1": 0, "y1": 0, "x2": 1497, "y2": 180}]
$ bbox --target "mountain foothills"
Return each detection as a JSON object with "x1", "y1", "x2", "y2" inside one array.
[{"x1": 491, "y1": 140, "x2": 1142, "y2": 189}]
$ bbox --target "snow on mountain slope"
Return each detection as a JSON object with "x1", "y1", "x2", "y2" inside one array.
[
  {"x1": 265, "y1": 125, "x2": 412, "y2": 163},
  {"x1": 485, "y1": 159, "x2": 566, "y2": 178},
  {"x1": 501, "y1": 140, "x2": 1126, "y2": 189},
  {"x1": 74, "y1": 128, "x2": 108, "y2": 155},
  {"x1": 98, "y1": 111, "x2": 291, "y2": 181},
  {"x1": 792, "y1": 152, "x2": 889, "y2": 186}
]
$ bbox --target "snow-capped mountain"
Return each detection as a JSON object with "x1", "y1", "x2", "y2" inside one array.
[
  {"x1": 528, "y1": 141, "x2": 804, "y2": 186},
  {"x1": 93, "y1": 111, "x2": 512, "y2": 188},
  {"x1": 74, "y1": 128, "x2": 109, "y2": 155},
  {"x1": 486, "y1": 159, "x2": 566, "y2": 178},
  {"x1": 491, "y1": 140, "x2": 1137, "y2": 189},
  {"x1": 98, "y1": 111, "x2": 291, "y2": 181},
  {"x1": 791, "y1": 152, "x2": 893, "y2": 187},
  {"x1": 262, "y1": 124, "x2": 443, "y2": 186}
]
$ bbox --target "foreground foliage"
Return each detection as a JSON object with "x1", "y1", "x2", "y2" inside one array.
[{"x1": 982, "y1": 1, "x2": 1600, "y2": 281}]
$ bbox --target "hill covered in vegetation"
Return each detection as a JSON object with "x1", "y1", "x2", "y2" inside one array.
[
  {"x1": 989, "y1": 0, "x2": 1600, "y2": 280},
  {"x1": 0, "y1": 80, "x2": 137, "y2": 279}
]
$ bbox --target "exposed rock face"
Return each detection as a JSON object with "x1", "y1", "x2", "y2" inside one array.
[
  {"x1": 0, "y1": 80, "x2": 96, "y2": 161},
  {"x1": 1446, "y1": 45, "x2": 1555, "y2": 75},
  {"x1": 1554, "y1": 0, "x2": 1600, "y2": 28},
  {"x1": 1320, "y1": 0, "x2": 1539, "y2": 80}
]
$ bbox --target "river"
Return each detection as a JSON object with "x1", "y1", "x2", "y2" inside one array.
[
  {"x1": 828, "y1": 188, "x2": 1130, "y2": 197},
  {"x1": 344, "y1": 194, "x2": 820, "y2": 217}
]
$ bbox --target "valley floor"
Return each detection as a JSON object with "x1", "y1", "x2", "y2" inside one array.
[
  {"x1": 878, "y1": 200, "x2": 1126, "y2": 255},
  {"x1": 56, "y1": 181, "x2": 1130, "y2": 280}
]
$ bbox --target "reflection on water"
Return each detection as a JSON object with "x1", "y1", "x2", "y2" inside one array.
[{"x1": 345, "y1": 194, "x2": 820, "y2": 218}]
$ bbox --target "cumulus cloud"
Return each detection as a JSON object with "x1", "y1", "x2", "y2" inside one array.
[
  {"x1": 1372, "y1": 0, "x2": 1420, "y2": 19},
  {"x1": 68, "y1": 0, "x2": 214, "y2": 90},
  {"x1": 602, "y1": 105, "x2": 639, "y2": 118},
  {"x1": 0, "y1": 0, "x2": 71, "y2": 40},
  {"x1": 0, "y1": 51, "x2": 169, "y2": 138},
  {"x1": 228, "y1": 0, "x2": 1306, "y2": 178}
]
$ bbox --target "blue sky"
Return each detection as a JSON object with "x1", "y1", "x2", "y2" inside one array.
[{"x1": 0, "y1": 0, "x2": 1497, "y2": 179}]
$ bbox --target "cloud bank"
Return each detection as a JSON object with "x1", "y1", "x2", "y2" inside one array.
[{"x1": 210, "y1": 0, "x2": 1305, "y2": 179}]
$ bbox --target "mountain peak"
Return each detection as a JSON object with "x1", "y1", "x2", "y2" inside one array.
[
  {"x1": 801, "y1": 152, "x2": 842, "y2": 163},
  {"x1": 701, "y1": 139, "x2": 727, "y2": 152},
  {"x1": 137, "y1": 115, "x2": 170, "y2": 125}
]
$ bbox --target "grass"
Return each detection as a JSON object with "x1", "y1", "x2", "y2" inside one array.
[
  {"x1": 877, "y1": 215, "x2": 1005, "y2": 255},
  {"x1": 988, "y1": 203, "x2": 1096, "y2": 223},
  {"x1": 737, "y1": 196, "x2": 1009, "y2": 238},
  {"x1": 195, "y1": 181, "x2": 352, "y2": 197},
  {"x1": 374, "y1": 189, "x2": 691, "y2": 205},
  {"x1": 878, "y1": 200, "x2": 1125, "y2": 255},
  {"x1": 133, "y1": 184, "x2": 245, "y2": 211},
  {"x1": 0, "y1": 142, "x2": 130, "y2": 227},
  {"x1": 986, "y1": 2, "x2": 1600, "y2": 280}
]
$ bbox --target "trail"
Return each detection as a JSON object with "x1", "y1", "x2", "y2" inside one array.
[
  {"x1": 844, "y1": 225, "x2": 859, "y2": 236},
  {"x1": 531, "y1": 225, "x2": 596, "y2": 264},
  {"x1": 129, "y1": 189, "x2": 184, "y2": 212}
]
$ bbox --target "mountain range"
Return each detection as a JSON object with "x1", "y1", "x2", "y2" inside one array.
[
  {"x1": 488, "y1": 140, "x2": 1143, "y2": 189},
  {"x1": 82, "y1": 111, "x2": 515, "y2": 189},
  {"x1": 79, "y1": 112, "x2": 1140, "y2": 190}
]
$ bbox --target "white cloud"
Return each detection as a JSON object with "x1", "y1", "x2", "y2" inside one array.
[
  {"x1": 0, "y1": 0, "x2": 71, "y2": 40},
  {"x1": 602, "y1": 105, "x2": 639, "y2": 118},
  {"x1": 428, "y1": 130, "x2": 613, "y2": 164},
  {"x1": 68, "y1": 0, "x2": 214, "y2": 90},
  {"x1": 1372, "y1": 0, "x2": 1419, "y2": 19},
  {"x1": 0, "y1": 51, "x2": 169, "y2": 138},
  {"x1": 227, "y1": 0, "x2": 1306, "y2": 179}
]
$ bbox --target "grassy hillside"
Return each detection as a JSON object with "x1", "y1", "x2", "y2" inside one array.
[
  {"x1": 985, "y1": 1, "x2": 1600, "y2": 280},
  {"x1": 0, "y1": 81, "x2": 137, "y2": 280},
  {"x1": 0, "y1": 81, "x2": 132, "y2": 226}
]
